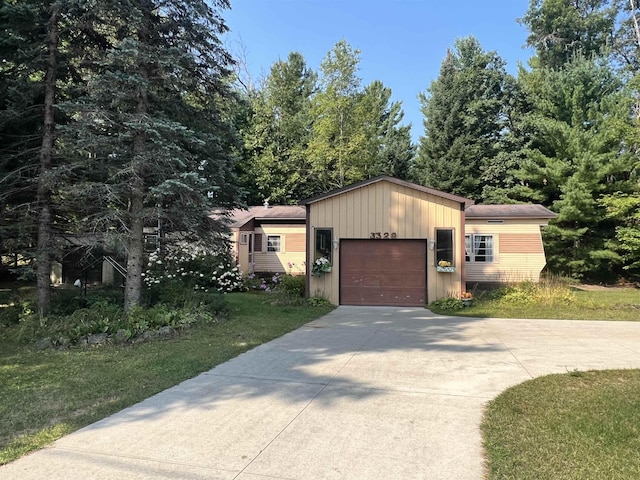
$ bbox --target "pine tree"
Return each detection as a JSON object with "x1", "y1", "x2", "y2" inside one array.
[
  {"x1": 509, "y1": 56, "x2": 634, "y2": 280},
  {"x1": 62, "y1": 0, "x2": 240, "y2": 310},
  {"x1": 412, "y1": 37, "x2": 509, "y2": 200}
]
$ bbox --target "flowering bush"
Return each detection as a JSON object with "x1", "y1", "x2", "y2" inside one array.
[
  {"x1": 311, "y1": 256, "x2": 332, "y2": 277},
  {"x1": 143, "y1": 244, "x2": 245, "y2": 294}
]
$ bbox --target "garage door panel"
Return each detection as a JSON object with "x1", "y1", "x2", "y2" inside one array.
[{"x1": 340, "y1": 240, "x2": 426, "y2": 306}]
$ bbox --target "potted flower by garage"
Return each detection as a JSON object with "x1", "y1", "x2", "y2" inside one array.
[
  {"x1": 461, "y1": 291, "x2": 473, "y2": 307},
  {"x1": 312, "y1": 256, "x2": 332, "y2": 277},
  {"x1": 436, "y1": 260, "x2": 455, "y2": 273}
]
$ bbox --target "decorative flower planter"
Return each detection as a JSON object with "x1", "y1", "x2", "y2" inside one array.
[
  {"x1": 461, "y1": 298, "x2": 473, "y2": 308},
  {"x1": 436, "y1": 266, "x2": 455, "y2": 273}
]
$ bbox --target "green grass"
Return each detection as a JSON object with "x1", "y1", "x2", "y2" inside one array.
[
  {"x1": 482, "y1": 370, "x2": 640, "y2": 480},
  {"x1": 432, "y1": 286, "x2": 640, "y2": 321},
  {"x1": 0, "y1": 292, "x2": 333, "y2": 465}
]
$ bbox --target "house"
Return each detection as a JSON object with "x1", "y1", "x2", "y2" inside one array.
[
  {"x1": 302, "y1": 176, "x2": 472, "y2": 306},
  {"x1": 464, "y1": 204, "x2": 556, "y2": 286},
  {"x1": 301, "y1": 176, "x2": 556, "y2": 306},
  {"x1": 228, "y1": 204, "x2": 306, "y2": 275}
]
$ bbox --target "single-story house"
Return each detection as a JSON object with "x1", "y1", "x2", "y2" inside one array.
[
  {"x1": 301, "y1": 176, "x2": 556, "y2": 306},
  {"x1": 465, "y1": 204, "x2": 557, "y2": 286},
  {"x1": 228, "y1": 204, "x2": 306, "y2": 275}
]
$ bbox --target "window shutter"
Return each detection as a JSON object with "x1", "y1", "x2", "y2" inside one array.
[{"x1": 254, "y1": 233, "x2": 263, "y2": 252}]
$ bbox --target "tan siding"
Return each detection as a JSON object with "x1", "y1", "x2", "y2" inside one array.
[
  {"x1": 499, "y1": 233, "x2": 543, "y2": 254},
  {"x1": 286, "y1": 233, "x2": 306, "y2": 252},
  {"x1": 464, "y1": 219, "x2": 550, "y2": 283},
  {"x1": 308, "y1": 180, "x2": 464, "y2": 304}
]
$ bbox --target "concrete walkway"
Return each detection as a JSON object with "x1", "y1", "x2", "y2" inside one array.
[{"x1": 3, "y1": 307, "x2": 640, "y2": 479}]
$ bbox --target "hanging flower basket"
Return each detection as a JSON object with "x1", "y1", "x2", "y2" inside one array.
[{"x1": 312, "y1": 257, "x2": 332, "y2": 277}]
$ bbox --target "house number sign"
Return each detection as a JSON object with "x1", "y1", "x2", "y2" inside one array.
[{"x1": 370, "y1": 232, "x2": 397, "y2": 239}]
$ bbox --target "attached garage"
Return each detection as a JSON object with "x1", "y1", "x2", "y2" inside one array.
[
  {"x1": 303, "y1": 176, "x2": 472, "y2": 306},
  {"x1": 340, "y1": 240, "x2": 426, "y2": 306}
]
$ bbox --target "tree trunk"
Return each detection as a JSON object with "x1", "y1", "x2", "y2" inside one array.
[
  {"x1": 124, "y1": 3, "x2": 150, "y2": 311},
  {"x1": 36, "y1": 4, "x2": 60, "y2": 318}
]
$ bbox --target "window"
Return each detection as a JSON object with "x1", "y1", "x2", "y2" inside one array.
[
  {"x1": 239, "y1": 233, "x2": 248, "y2": 245},
  {"x1": 267, "y1": 235, "x2": 281, "y2": 252},
  {"x1": 315, "y1": 228, "x2": 333, "y2": 262},
  {"x1": 465, "y1": 234, "x2": 494, "y2": 262},
  {"x1": 144, "y1": 234, "x2": 158, "y2": 252},
  {"x1": 436, "y1": 229, "x2": 454, "y2": 265}
]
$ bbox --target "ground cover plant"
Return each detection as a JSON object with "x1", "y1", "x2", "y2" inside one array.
[
  {"x1": 482, "y1": 369, "x2": 640, "y2": 480},
  {"x1": 0, "y1": 292, "x2": 334, "y2": 465},
  {"x1": 428, "y1": 279, "x2": 640, "y2": 321}
]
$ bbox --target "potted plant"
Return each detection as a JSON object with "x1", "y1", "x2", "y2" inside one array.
[
  {"x1": 436, "y1": 260, "x2": 455, "y2": 273},
  {"x1": 461, "y1": 291, "x2": 473, "y2": 307},
  {"x1": 312, "y1": 256, "x2": 332, "y2": 277}
]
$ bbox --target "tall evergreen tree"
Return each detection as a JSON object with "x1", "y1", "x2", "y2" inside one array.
[
  {"x1": 519, "y1": 0, "x2": 616, "y2": 69},
  {"x1": 239, "y1": 52, "x2": 317, "y2": 204},
  {"x1": 509, "y1": 56, "x2": 634, "y2": 280},
  {"x1": 62, "y1": 0, "x2": 240, "y2": 310},
  {"x1": 0, "y1": 0, "x2": 75, "y2": 315},
  {"x1": 412, "y1": 37, "x2": 509, "y2": 200}
]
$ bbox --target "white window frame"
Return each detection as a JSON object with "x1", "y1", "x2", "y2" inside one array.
[
  {"x1": 465, "y1": 234, "x2": 494, "y2": 263},
  {"x1": 239, "y1": 233, "x2": 248, "y2": 245},
  {"x1": 267, "y1": 235, "x2": 282, "y2": 253}
]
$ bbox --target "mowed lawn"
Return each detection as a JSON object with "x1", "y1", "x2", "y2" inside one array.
[{"x1": 0, "y1": 293, "x2": 333, "y2": 465}]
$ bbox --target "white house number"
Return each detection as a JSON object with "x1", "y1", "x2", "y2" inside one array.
[{"x1": 370, "y1": 232, "x2": 397, "y2": 239}]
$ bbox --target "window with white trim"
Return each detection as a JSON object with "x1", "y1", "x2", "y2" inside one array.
[
  {"x1": 239, "y1": 233, "x2": 248, "y2": 245},
  {"x1": 267, "y1": 235, "x2": 281, "y2": 252},
  {"x1": 465, "y1": 234, "x2": 494, "y2": 262}
]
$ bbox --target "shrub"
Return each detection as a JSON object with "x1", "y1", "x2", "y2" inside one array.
[
  {"x1": 430, "y1": 297, "x2": 464, "y2": 311},
  {"x1": 307, "y1": 296, "x2": 332, "y2": 307},
  {"x1": 278, "y1": 274, "x2": 305, "y2": 297},
  {"x1": 143, "y1": 245, "x2": 244, "y2": 294}
]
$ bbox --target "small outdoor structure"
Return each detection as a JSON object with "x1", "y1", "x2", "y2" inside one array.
[
  {"x1": 464, "y1": 204, "x2": 556, "y2": 285},
  {"x1": 228, "y1": 205, "x2": 306, "y2": 275},
  {"x1": 302, "y1": 176, "x2": 472, "y2": 306}
]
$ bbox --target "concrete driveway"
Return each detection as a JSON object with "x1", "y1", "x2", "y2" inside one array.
[{"x1": 3, "y1": 306, "x2": 640, "y2": 479}]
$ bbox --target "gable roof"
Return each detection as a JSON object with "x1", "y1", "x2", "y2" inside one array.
[
  {"x1": 228, "y1": 205, "x2": 306, "y2": 228},
  {"x1": 465, "y1": 204, "x2": 557, "y2": 219},
  {"x1": 300, "y1": 176, "x2": 474, "y2": 207}
]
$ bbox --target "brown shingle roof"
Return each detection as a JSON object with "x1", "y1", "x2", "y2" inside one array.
[
  {"x1": 228, "y1": 205, "x2": 306, "y2": 228},
  {"x1": 465, "y1": 204, "x2": 556, "y2": 219}
]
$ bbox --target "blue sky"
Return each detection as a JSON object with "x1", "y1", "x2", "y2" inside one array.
[{"x1": 224, "y1": 1, "x2": 535, "y2": 142}]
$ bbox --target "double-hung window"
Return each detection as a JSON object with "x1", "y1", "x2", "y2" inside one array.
[
  {"x1": 267, "y1": 235, "x2": 281, "y2": 252},
  {"x1": 465, "y1": 234, "x2": 494, "y2": 262}
]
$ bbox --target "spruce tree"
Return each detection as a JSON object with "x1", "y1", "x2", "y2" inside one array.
[
  {"x1": 62, "y1": 0, "x2": 240, "y2": 310},
  {"x1": 412, "y1": 37, "x2": 509, "y2": 200}
]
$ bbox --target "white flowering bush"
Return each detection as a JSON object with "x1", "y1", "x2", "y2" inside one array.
[{"x1": 143, "y1": 244, "x2": 245, "y2": 294}]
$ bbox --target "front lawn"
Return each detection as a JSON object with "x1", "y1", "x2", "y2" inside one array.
[
  {"x1": 482, "y1": 370, "x2": 640, "y2": 479},
  {"x1": 0, "y1": 292, "x2": 333, "y2": 465}
]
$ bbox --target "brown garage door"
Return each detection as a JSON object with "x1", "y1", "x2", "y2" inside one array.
[{"x1": 340, "y1": 240, "x2": 426, "y2": 306}]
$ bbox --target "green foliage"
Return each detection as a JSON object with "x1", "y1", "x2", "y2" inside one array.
[
  {"x1": 493, "y1": 280, "x2": 576, "y2": 306},
  {"x1": 601, "y1": 192, "x2": 640, "y2": 278},
  {"x1": 519, "y1": 0, "x2": 617, "y2": 69},
  {"x1": 412, "y1": 36, "x2": 510, "y2": 200},
  {"x1": 307, "y1": 296, "x2": 333, "y2": 307},
  {"x1": 278, "y1": 274, "x2": 305, "y2": 298},
  {"x1": 429, "y1": 297, "x2": 464, "y2": 311},
  {"x1": 143, "y1": 246, "x2": 245, "y2": 295}
]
